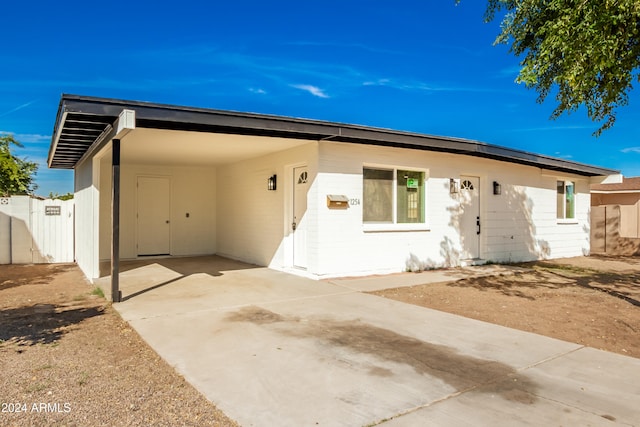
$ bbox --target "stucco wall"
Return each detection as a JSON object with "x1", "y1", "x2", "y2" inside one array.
[
  {"x1": 591, "y1": 192, "x2": 640, "y2": 206},
  {"x1": 591, "y1": 192, "x2": 640, "y2": 240},
  {"x1": 591, "y1": 205, "x2": 640, "y2": 255},
  {"x1": 313, "y1": 141, "x2": 590, "y2": 277}
]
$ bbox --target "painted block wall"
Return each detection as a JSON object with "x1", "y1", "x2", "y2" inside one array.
[
  {"x1": 216, "y1": 142, "x2": 318, "y2": 268},
  {"x1": 481, "y1": 172, "x2": 591, "y2": 262},
  {"x1": 98, "y1": 161, "x2": 217, "y2": 261},
  {"x1": 74, "y1": 157, "x2": 100, "y2": 280},
  {"x1": 313, "y1": 141, "x2": 591, "y2": 277}
]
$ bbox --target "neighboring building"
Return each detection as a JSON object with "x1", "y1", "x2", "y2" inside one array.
[
  {"x1": 48, "y1": 94, "x2": 620, "y2": 285},
  {"x1": 591, "y1": 177, "x2": 640, "y2": 255}
]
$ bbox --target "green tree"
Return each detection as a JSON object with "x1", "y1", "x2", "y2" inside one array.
[
  {"x1": 0, "y1": 134, "x2": 38, "y2": 196},
  {"x1": 482, "y1": 0, "x2": 640, "y2": 135},
  {"x1": 48, "y1": 192, "x2": 74, "y2": 201}
]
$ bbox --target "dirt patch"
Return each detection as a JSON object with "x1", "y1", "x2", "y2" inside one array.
[
  {"x1": 0, "y1": 264, "x2": 237, "y2": 427},
  {"x1": 372, "y1": 256, "x2": 640, "y2": 359}
]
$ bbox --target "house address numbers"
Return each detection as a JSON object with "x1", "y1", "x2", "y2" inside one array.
[
  {"x1": 45, "y1": 206, "x2": 61, "y2": 216},
  {"x1": 349, "y1": 198, "x2": 360, "y2": 206}
]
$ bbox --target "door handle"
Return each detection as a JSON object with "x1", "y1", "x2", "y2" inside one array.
[
  {"x1": 476, "y1": 216, "x2": 480, "y2": 235},
  {"x1": 292, "y1": 221, "x2": 297, "y2": 231}
]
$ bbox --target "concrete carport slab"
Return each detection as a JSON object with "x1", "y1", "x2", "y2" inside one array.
[{"x1": 113, "y1": 257, "x2": 640, "y2": 426}]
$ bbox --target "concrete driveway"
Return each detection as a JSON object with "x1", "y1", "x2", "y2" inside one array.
[{"x1": 112, "y1": 256, "x2": 640, "y2": 426}]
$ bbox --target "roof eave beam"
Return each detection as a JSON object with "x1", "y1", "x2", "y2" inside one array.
[
  {"x1": 47, "y1": 111, "x2": 68, "y2": 168},
  {"x1": 75, "y1": 109, "x2": 136, "y2": 168}
]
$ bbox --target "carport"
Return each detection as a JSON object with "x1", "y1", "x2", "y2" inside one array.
[{"x1": 48, "y1": 95, "x2": 321, "y2": 301}]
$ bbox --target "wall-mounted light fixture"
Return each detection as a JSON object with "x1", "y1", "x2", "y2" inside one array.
[
  {"x1": 450, "y1": 178, "x2": 459, "y2": 194},
  {"x1": 267, "y1": 174, "x2": 277, "y2": 191},
  {"x1": 493, "y1": 181, "x2": 502, "y2": 195}
]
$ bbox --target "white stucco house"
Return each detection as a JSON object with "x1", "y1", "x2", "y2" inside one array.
[{"x1": 48, "y1": 95, "x2": 620, "y2": 300}]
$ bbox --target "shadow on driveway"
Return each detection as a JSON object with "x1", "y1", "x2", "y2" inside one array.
[{"x1": 227, "y1": 305, "x2": 538, "y2": 404}]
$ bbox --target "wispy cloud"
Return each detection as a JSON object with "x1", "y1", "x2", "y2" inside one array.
[
  {"x1": 291, "y1": 84, "x2": 329, "y2": 98},
  {"x1": 497, "y1": 65, "x2": 522, "y2": 79},
  {"x1": 504, "y1": 125, "x2": 593, "y2": 133},
  {"x1": 0, "y1": 131, "x2": 51, "y2": 144},
  {"x1": 249, "y1": 87, "x2": 267, "y2": 95},
  {"x1": 284, "y1": 41, "x2": 407, "y2": 56},
  {"x1": 93, "y1": 45, "x2": 511, "y2": 99},
  {"x1": 0, "y1": 100, "x2": 38, "y2": 118},
  {"x1": 123, "y1": 46, "x2": 364, "y2": 85},
  {"x1": 621, "y1": 147, "x2": 640, "y2": 154},
  {"x1": 362, "y1": 78, "x2": 494, "y2": 94},
  {"x1": 15, "y1": 133, "x2": 51, "y2": 144}
]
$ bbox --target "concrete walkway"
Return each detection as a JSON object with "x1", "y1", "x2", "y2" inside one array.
[{"x1": 112, "y1": 257, "x2": 640, "y2": 426}]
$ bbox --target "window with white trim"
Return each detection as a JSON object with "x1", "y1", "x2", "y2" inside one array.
[
  {"x1": 557, "y1": 180, "x2": 576, "y2": 219},
  {"x1": 363, "y1": 167, "x2": 425, "y2": 224}
]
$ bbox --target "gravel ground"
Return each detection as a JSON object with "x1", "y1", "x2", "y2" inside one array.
[
  {"x1": 0, "y1": 264, "x2": 238, "y2": 427},
  {"x1": 373, "y1": 256, "x2": 640, "y2": 359}
]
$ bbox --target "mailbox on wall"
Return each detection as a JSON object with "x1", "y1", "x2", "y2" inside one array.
[{"x1": 326, "y1": 194, "x2": 349, "y2": 209}]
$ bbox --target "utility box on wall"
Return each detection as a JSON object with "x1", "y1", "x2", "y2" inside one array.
[{"x1": 326, "y1": 194, "x2": 349, "y2": 209}]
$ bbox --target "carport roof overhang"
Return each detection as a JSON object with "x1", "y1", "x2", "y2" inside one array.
[{"x1": 48, "y1": 94, "x2": 618, "y2": 177}]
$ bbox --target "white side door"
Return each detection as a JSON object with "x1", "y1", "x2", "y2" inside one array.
[
  {"x1": 137, "y1": 176, "x2": 171, "y2": 256},
  {"x1": 292, "y1": 166, "x2": 309, "y2": 269},
  {"x1": 459, "y1": 176, "x2": 480, "y2": 259}
]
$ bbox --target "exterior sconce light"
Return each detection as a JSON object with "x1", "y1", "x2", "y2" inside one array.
[
  {"x1": 493, "y1": 181, "x2": 502, "y2": 195},
  {"x1": 450, "y1": 178, "x2": 459, "y2": 194},
  {"x1": 267, "y1": 174, "x2": 277, "y2": 191}
]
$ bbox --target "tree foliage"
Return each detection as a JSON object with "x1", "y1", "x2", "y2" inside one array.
[
  {"x1": 48, "y1": 192, "x2": 74, "y2": 201},
  {"x1": 483, "y1": 0, "x2": 640, "y2": 135},
  {"x1": 0, "y1": 134, "x2": 38, "y2": 196}
]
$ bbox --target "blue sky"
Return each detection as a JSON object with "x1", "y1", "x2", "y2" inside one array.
[{"x1": 2, "y1": 0, "x2": 639, "y2": 196}]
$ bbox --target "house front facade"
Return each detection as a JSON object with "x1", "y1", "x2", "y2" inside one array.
[{"x1": 48, "y1": 95, "x2": 620, "y2": 288}]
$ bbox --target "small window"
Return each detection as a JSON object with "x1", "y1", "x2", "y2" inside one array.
[
  {"x1": 363, "y1": 167, "x2": 425, "y2": 224},
  {"x1": 461, "y1": 179, "x2": 474, "y2": 191},
  {"x1": 557, "y1": 181, "x2": 575, "y2": 219},
  {"x1": 397, "y1": 170, "x2": 425, "y2": 223}
]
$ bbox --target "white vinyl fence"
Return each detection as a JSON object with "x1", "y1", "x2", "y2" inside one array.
[{"x1": 0, "y1": 196, "x2": 74, "y2": 264}]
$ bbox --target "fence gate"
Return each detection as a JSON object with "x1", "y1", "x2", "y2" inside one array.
[{"x1": 0, "y1": 196, "x2": 74, "y2": 264}]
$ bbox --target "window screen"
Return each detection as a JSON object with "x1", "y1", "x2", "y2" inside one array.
[{"x1": 363, "y1": 168, "x2": 393, "y2": 222}]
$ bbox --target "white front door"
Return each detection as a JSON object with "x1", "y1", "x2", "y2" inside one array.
[
  {"x1": 459, "y1": 176, "x2": 480, "y2": 259},
  {"x1": 137, "y1": 176, "x2": 171, "y2": 256},
  {"x1": 292, "y1": 166, "x2": 309, "y2": 269}
]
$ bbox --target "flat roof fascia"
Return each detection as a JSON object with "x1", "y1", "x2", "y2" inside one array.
[{"x1": 50, "y1": 94, "x2": 620, "y2": 177}]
